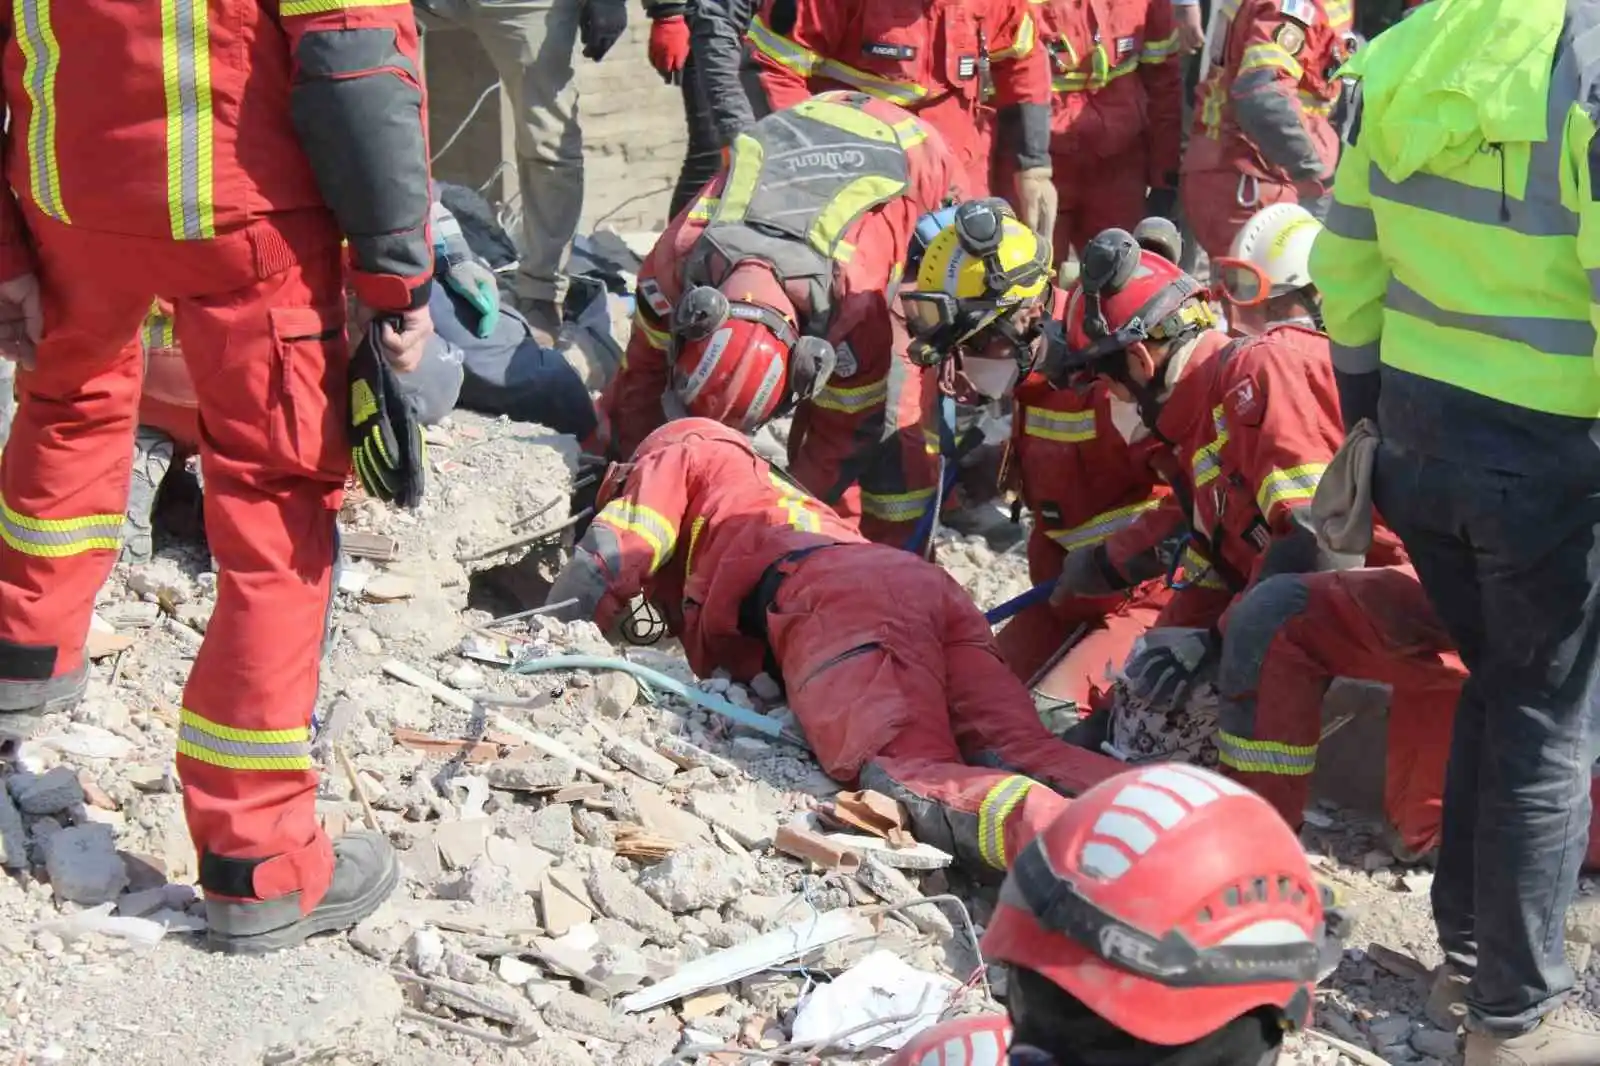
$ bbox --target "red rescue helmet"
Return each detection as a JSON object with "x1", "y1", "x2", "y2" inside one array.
[
  {"x1": 981, "y1": 764, "x2": 1333, "y2": 1047},
  {"x1": 1049, "y1": 229, "x2": 1213, "y2": 391},
  {"x1": 669, "y1": 264, "x2": 836, "y2": 432}
]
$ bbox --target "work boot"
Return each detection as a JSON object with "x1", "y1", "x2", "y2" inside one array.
[
  {"x1": 1465, "y1": 1006, "x2": 1600, "y2": 1066},
  {"x1": 0, "y1": 663, "x2": 89, "y2": 746},
  {"x1": 1426, "y1": 964, "x2": 1470, "y2": 1031},
  {"x1": 205, "y1": 831, "x2": 398, "y2": 955},
  {"x1": 122, "y1": 427, "x2": 175, "y2": 564}
]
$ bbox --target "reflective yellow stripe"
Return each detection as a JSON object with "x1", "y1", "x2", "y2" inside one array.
[
  {"x1": 860, "y1": 486, "x2": 936, "y2": 523},
  {"x1": 161, "y1": 0, "x2": 216, "y2": 240},
  {"x1": 686, "y1": 195, "x2": 719, "y2": 223},
  {"x1": 1191, "y1": 405, "x2": 1229, "y2": 486},
  {"x1": 633, "y1": 308, "x2": 670, "y2": 351},
  {"x1": 769, "y1": 473, "x2": 822, "y2": 533},
  {"x1": 1255, "y1": 462, "x2": 1325, "y2": 515},
  {"x1": 989, "y1": 12, "x2": 1036, "y2": 60},
  {"x1": 594, "y1": 500, "x2": 680, "y2": 573},
  {"x1": 816, "y1": 58, "x2": 927, "y2": 106},
  {"x1": 1022, "y1": 406, "x2": 1096, "y2": 443},
  {"x1": 1044, "y1": 497, "x2": 1164, "y2": 553},
  {"x1": 977, "y1": 775, "x2": 1036, "y2": 869},
  {"x1": 279, "y1": 0, "x2": 407, "y2": 13},
  {"x1": 811, "y1": 377, "x2": 888, "y2": 414},
  {"x1": 1141, "y1": 31, "x2": 1180, "y2": 62},
  {"x1": 177, "y1": 708, "x2": 313, "y2": 773},
  {"x1": 714, "y1": 132, "x2": 764, "y2": 226},
  {"x1": 747, "y1": 15, "x2": 821, "y2": 76},
  {"x1": 0, "y1": 496, "x2": 122, "y2": 558},
  {"x1": 1178, "y1": 543, "x2": 1229, "y2": 590},
  {"x1": 811, "y1": 174, "x2": 905, "y2": 256},
  {"x1": 891, "y1": 118, "x2": 927, "y2": 148},
  {"x1": 683, "y1": 515, "x2": 708, "y2": 579},
  {"x1": 143, "y1": 303, "x2": 176, "y2": 352},
  {"x1": 1239, "y1": 42, "x2": 1302, "y2": 80},
  {"x1": 15, "y1": 0, "x2": 68, "y2": 222},
  {"x1": 1324, "y1": 0, "x2": 1352, "y2": 30},
  {"x1": 1298, "y1": 90, "x2": 1335, "y2": 117},
  {"x1": 1217, "y1": 731, "x2": 1317, "y2": 776}
]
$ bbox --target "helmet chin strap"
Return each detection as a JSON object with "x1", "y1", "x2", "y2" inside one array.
[{"x1": 1103, "y1": 352, "x2": 1175, "y2": 445}]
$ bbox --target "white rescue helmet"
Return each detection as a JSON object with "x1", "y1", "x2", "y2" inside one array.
[{"x1": 1214, "y1": 202, "x2": 1323, "y2": 306}]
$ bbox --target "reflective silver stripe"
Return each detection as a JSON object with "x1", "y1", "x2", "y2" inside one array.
[
  {"x1": 178, "y1": 723, "x2": 311, "y2": 762},
  {"x1": 16, "y1": 0, "x2": 68, "y2": 222},
  {"x1": 1366, "y1": 41, "x2": 1578, "y2": 239},
  {"x1": 1387, "y1": 278, "x2": 1595, "y2": 358},
  {"x1": 0, "y1": 510, "x2": 122, "y2": 554},
  {"x1": 1588, "y1": 268, "x2": 1600, "y2": 303},
  {"x1": 1324, "y1": 201, "x2": 1377, "y2": 241},
  {"x1": 1331, "y1": 340, "x2": 1381, "y2": 373},
  {"x1": 163, "y1": 0, "x2": 216, "y2": 240}
]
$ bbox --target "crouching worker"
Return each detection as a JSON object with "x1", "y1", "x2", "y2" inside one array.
[
  {"x1": 544, "y1": 418, "x2": 1125, "y2": 873},
  {"x1": 889, "y1": 763, "x2": 1346, "y2": 1066}
]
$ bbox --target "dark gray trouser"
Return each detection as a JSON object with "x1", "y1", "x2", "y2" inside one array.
[
  {"x1": 1372, "y1": 439, "x2": 1600, "y2": 1034},
  {"x1": 669, "y1": 53, "x2": 727, "y2": 221}
]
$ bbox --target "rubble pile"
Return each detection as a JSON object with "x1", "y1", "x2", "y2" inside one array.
[{"x1": 0, "y1": 407, "x2": 1596, "y2": 1066}]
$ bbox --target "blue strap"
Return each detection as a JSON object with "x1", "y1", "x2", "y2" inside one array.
[{"x1": 984, "y1": 579, "x2": 1055, "y2": 625}]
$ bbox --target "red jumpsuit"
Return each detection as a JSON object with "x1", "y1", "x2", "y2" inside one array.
[
  {"x1": 598, "y1": 96, "x2": 961, "y2": 547},
  {"x1": 747, "y1": 0, "x2": 1051, "y2": 197},
  {"x1": 995, "y1": 372, "x2": 1174, "y2": 704},
  {"x1": 0, "y1": 0, "x2": 432, "y2": 912},
  {"x1": 139, "y1": 301, "x2": 201, "y2": 450},
  {"x1": 1021, "y1": 0, "x2": 1183, "y2": 256},
  {"x1": 1180, "y1": 0, "x2": 1348, "y2": 259},
  {"x1": 553, "y1": 418, "x2": 1122, "y2": 873}
]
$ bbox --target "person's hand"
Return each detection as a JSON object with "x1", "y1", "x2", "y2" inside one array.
[
  {"x1": 1176, "y1": 3, "x2": 1205, "y2": 53},
  {"x1": 353, "y1": 303, "x2": 434, "y2": 373},
  {"x1": 442, "y1": 258, "x2": 500, "y2": 339},
  {"x1": 0, "y1": 273, "x2": 44, "y2": 370},
  {"x1": 1050, "y1": 544, "x2": 1128, "y2": 604},
  {"x1": 1121, "y1": 627, "x2": 1217, "y2": 712},
  {"x1": 648, "y1": 14, "x2": 691, "y2": 82},
  {"x1": 579, "y1": 0, "x2": 628, "y2": 61}
]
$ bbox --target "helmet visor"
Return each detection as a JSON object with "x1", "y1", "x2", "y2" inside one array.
[
  {"x1": 900, "y1": 291, "x2": 959, "y2": 339},
  {"x1": 1212, "y1": 258, "x2": 1272, "y2": 307}
]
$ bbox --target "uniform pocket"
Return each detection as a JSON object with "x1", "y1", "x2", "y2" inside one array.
[{"x1": 268, "y1": 305, "x2": 350, "y2": 483}]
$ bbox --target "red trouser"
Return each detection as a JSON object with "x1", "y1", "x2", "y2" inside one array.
[
  {"x1": 1049, "y1": 148, "x2": 1148, "y2": 260},
  {"x1": 995, "y1": 586, "x2": 1166, "y2": 705},
  {"x1": 766, "y1": 545, "x2": 1119, "y2": 872},
  {"x1": 1215, "y1": 566, "x2": 1457, "y2": 855},
  {"x1": 1178, "y1": 168, "x2": 1297, "y2": 261},
  {"x1": 0, "y1": 209, "x2": 346, "y2": 907}
]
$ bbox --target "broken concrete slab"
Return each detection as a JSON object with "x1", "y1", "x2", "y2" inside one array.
[
  {"x1": 855, "y1": 854, "x2": 953, "y2": 939},
  {"x1": 637, "y1": 847, "x2": 751, "y2": 913},
  {"x1": 540, "y1": 868, "x2": 597, "y2": 936},
  {"x1": 486, "y1": 757, "x2": 578, "y2": 792},
  {"x1": 605, "y1": 736, "x2": 678, "y2": 785},
  {"x1": 0, "y1": 782, "x2": 24, "y2": 870},
  {"x1": 585, "y1": 862, "x2": 679, "y2": 942},
  {"x1": 485, "y1": 833, "x2": 553, "y2": 893},
  {"x1": 656, "y1": 736, "x2": 738, "y2": 777},
  {"x1": 44, "y1": 824, "x2": 129, "y2": 905},
  {"x1": 433, "y1": 817, "x2": 493, "y2": 871},
  {"x1": 528, "y1": 802, "x2": 579, "y2": 856},
  {"x1": 688, "y1": 790, "x2": 777, "y2": 850},
  {"x1": 10, "y1": 765, "x2": 86, "y2": 816},
  {"x1": 543, "y1": 986, "x2": 647, "y2": 1043}
]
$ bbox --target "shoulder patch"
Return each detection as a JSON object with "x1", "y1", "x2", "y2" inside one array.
[
  {"x1": 638, "y1": 278, "x2": 673, "y2": 319},
  {"x1": 1225, "y1": 374, "x2": 1266, "y2": 428},
  {"x1": 834, "y1": 341, "x2": 859, "y2": 379},
  {"x1": 1278, "y1": 0, "x2": 1316, "y2": 25},
  {"x1": 1274, "y1": 21, "x2": 1306, "y2": 54}
]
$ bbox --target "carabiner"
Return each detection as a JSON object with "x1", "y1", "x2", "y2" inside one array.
[{"x1": 1235, "y1": 173, "x2": 1260, "y2": 209}]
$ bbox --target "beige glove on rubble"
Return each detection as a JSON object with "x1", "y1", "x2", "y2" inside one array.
[{"x1": 1015, "y1": 167, "x2": 1059, "y2": 262}]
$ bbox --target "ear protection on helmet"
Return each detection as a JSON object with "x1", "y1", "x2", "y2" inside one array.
[
  {"x1": 953, "y1": 198, "x2": 1045, "y2": 296},
  {"x1": 787, "y1": 335, "x2": 837, "y2": 401},
  {"x1": 671, "y1": 284, "x2": 799, "y2": 357}
]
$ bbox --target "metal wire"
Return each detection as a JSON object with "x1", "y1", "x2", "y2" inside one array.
[{"x1": 431, "y1": 82, "x2": 499, "y2": 165}]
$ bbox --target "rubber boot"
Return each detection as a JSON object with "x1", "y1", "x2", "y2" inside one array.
[
  {"x1": 205, "y1": 831, "x2": 398, "y2": 955},
  {"x1": 1465, "y1": 1007, "x2": 1600, "y2": 1066}
]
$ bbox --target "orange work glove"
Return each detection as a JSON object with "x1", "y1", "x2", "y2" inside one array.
[{"x1": 648, "y1": 15, "x2": 691, "y2": 82}]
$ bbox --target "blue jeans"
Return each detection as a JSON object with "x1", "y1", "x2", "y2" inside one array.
[{"x1": 1373, "y1": 440, "x2": 1600, "y2": 1033}]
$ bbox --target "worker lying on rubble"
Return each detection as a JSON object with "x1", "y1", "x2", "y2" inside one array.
[
  {"x1": 592, "y1": 92, "x2": 966, "y2": 548},
  {"x1": 889, "y1": 764, "x2": 1347, "y2": 1066},
  {"x1": 902, "y1": 210, "x2": 1227, "y2": 706},
  {"x1": 1049, "y1": 222, "x2": 1455, "y2": 858},
  {"x1": 544, "y1": 417, "x2": 1126, "y2": 874}
]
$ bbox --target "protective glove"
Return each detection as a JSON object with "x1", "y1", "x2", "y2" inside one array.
[
  {"x1": 348, "y1": 316, "x2": 427, "y2": 509},
  {"x1": 1121, "y1": 627, "x2": 1218, "y2": 713},
  {"x1": 1014, "y1": 167, "x2": 1059, "y2": 257},
  {"x1": 579, "y1": 0, "x2": 628, "y2": 61},
  {"x1": 1050, "y1": 543, "x2": 1130, "y2": 604},
  {"x1": 1144, "y1": 184, "x2": 1178, "y2": 221},
  {"x1": 431, "y1": 201, "x2": 500, "y2": 339},
  {"x1": 648, "y1": 14, "x2": 691, "y2": 82}
]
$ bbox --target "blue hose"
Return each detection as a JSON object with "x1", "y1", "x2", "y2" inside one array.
[
  {"x1": 984, "y1": 580, "x2": 1055, "y2": 625},
  {"x1": 510, "y1": 653, "x2": 785, "y2": 739}
]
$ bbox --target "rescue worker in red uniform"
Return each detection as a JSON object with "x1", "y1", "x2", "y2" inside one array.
[
  {"x1": 544, "y1": 418, "x2": 1125, "y2": 874},
  {"x1": 887, "y1": 764, "x2": 1345, "y2": 1066},
  {"x1": 1021, "y1": 0, "x2": 1185, "y2": 259},
  {"x1": 0, "y1": 0, "x2": 434, "y2": 952},
  {"x1": 746, "y1": 0, "x2": 1058, "y2": 241},
  {"x1": 1179, "y1": 0, "x2": 1349, "y2": 261},
  {"x1": 595, "y1": 94, "x2": 964, "y2": 547},
  {"x1": 1048, "y1": 228, "x2": 1465, "y2": 861}
]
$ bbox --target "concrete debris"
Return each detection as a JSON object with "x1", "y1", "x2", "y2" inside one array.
[{"x1": 0, "y1": 406, "x2": 1487, "y2": 1063}]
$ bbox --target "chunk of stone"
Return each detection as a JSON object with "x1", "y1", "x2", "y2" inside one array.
[
  {"x1": 595, "y1": 673, "x2": 639, "y2": 718},
  {"x1": 605, "y1": 737, "x2": 678, "y2": 786},
  {"x1": 0, "y1": 785, "x2": 25, "y2": 870},
  {"x1": 486, "y1": 758, "x2": 577, "y2": 793},
  {"x1": 855, "y1": 854, "x2": 952, "y2": 938},
  {"x1": 687, "y1": 789, "x2": 776, "y2": 850},
  {"x1": 637, "y1": 847, "x2": 749, "y2": 913},
  {"x1": 585, "y1": 864, "x2": 678, "y2": 941},
  {"x1": 529, "y1": 803, "x2": 578, "y2": 856},
  {"x1": 43, "y1": 825, "x2": 128, "y2": 905},
  {"x1": 9, "y1": 766, "x2": 85, "y2": 816},
  {"x1": 541, "y1": 987, "x2": 647, "y2": 1043}
]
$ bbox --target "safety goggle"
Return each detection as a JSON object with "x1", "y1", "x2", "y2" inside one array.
[
  {"x1": 1209, "y1": 257, "x2": 1275, "y2": 307},
  {"x1": 1006, "y1": 839, "x2": 1328, "y2": 989}
]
